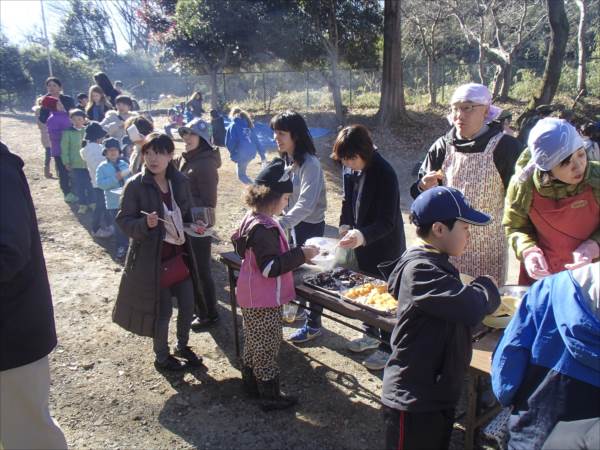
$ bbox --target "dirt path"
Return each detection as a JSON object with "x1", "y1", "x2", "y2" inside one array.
[{"x1": 0, "y1": 112, "x2": 506, "y2": 449}]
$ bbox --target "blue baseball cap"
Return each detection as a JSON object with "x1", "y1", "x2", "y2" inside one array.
[{"x1": 410, "y1": 186, "x2": 491, "y2": 226}]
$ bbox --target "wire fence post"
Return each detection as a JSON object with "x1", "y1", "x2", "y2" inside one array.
[
  {"x1": 222, "y1": 73, "x2": 227, "y2": 105},
  {"x1": 441, "y1": 61, "x2": 445, "y2": 104},
  {"x1": 305, "y1": 71, "x2": 310, "y2": 111},
  {"x1": 262, "y1": 72, "x2": 267, "y2": 110}
]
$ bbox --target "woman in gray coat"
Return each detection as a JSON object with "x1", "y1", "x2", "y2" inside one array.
[{"x1": 112, "y1": 133, "x2": 204, "y2": 371}]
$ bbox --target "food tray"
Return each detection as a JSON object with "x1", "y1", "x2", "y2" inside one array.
[
  {"x1": 303, "y1": 268, "x2": 378, "y2": 296},
  {"x1": 339, "y1": 282, "x2": 397, "y2": 316}
]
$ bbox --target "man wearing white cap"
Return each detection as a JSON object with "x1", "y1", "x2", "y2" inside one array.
[
  {"x1": 411, "y1": 83, "x2": 523, "y2": 284},
  {"x1": 503, "y1": 117, "x2": 600, "y2": 285}
]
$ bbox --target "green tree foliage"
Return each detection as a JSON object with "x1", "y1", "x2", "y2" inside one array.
[
  {"x1": 0, "y1": 35, "x2": 32, "y2": 109},
  {"x1": 52, "y1": 0, "x2": 117, "y2": 60}
]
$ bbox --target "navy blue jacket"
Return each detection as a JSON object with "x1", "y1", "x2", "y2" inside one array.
[{"x1": 0, "y1": 143, "x2": 57, "y2": 370}]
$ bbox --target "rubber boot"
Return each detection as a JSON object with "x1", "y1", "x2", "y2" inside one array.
[
  {"x1": 257, "y1": 376, "x2": 298, "y2": 411},
  {"x1": 241, "y1": 365, "x2": 259, "y2": 398}
]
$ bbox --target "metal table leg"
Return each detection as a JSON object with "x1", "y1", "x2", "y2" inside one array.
[{"x1": 227, "y1": 266, "x2": 241, "y2": 360}]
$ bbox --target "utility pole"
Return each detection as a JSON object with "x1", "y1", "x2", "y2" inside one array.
[{"x1": 40, "y1": 0, "x2": 53, "y2": 76}]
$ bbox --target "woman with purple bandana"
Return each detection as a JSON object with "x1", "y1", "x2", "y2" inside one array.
[{"x1": 411, "y1": 83, "x2": 523, "y2": 284}]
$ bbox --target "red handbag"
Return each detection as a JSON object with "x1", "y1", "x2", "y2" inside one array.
[{"x1": 160, "y1": 253, "x2": 190, "y2": 289}]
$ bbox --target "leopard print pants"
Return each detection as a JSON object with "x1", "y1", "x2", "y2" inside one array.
[{"x1": 241, "y1": 306, "x2": 282, "y2": 382}]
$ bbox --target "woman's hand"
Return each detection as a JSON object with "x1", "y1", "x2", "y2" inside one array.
[
  {"x1": 523, "y1": 246, "x2": 551, "y2": 280},
  {"x1": 565, "y1": 239, "x2": 600, "y2": 270},
  {"x1": 339, "y1": 229, "x2": 365, "y2": 249},
  {"x1": 302, "y1": 245, "x2": 319, "y2": 263},
  {"x1": 146, "y1": 211, "x2": 159, "y2": 229},
  {"x1": 418, "y1": 170, "x2": 443, "y2": 192}
]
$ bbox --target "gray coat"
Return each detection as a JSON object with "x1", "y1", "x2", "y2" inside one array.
[{"x1": 112, "y1": 164, "x2": 202, "y2": 337}]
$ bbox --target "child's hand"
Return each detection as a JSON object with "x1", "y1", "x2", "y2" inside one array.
[
  {"x1": 302, "y1": 245, "x2": 319, "y2": 263},
  {"x1": 146, "y1": 211, "x2": 159, "y2": 229},
  {"x1": 115, "y1": 171, "x2": 124, "y2": 181}
]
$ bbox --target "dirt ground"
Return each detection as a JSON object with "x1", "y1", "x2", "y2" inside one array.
[{"x1": 0, "y1": 111, "x2": 514, "y2": 449}]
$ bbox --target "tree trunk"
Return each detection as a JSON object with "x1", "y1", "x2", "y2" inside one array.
[
  {"x1": 378, "y1": 0, "x2": 407, "y2": 126},
  {"x1": 427, "y1": 54, "x2": 437, "y2": 105},
  {"x1": 478, "y1": 44, "x2": 486, "y2": 84},
  {"x1": 328, "y1": 52, "x2": 345, "y2": 126},
  {"x1": 209, "y1": 69, "x2": 219, "y2": 109},
  {"x1": 491, "y1": 65, "x2": 504, "y2": 99},
  {"x1": 575, "y1": 0, "x2": 587, "y2": 95},
  {"x1": 499, "y1": 55, "x2": 513, "y2": 100},
  {"x1": 529, "y1": 0, "x2": 569, "y2": 109}
]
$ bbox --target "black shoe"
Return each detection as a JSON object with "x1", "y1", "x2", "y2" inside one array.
[
  {"x1": 154, "y1": 355, "x2": 187, "y2": 372},
  {"x1": 257, "y1": 376, "x2": 298, "y2": 411},
  {"x1": 241, "y1": 365, "x2": 259, "y2": 398},
  {"x1": 174, "y1": 345, "x2": 204, "y2": 367},
  {"x1": 191, "y1": 315, "x2": 220, "y2": 332}
]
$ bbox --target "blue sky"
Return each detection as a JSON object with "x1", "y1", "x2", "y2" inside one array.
[{"x1": 1, "y1": 0, "x2": 128, "y2": 50}]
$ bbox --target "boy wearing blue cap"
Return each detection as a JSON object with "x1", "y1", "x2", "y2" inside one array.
[{"x1": 381, "y1": 186, "x2": 501, "y2": 450}]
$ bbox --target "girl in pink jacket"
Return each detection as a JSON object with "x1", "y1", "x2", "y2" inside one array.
[{"x1": 232, "y1": 158, "x2": 317, "y2": 411}]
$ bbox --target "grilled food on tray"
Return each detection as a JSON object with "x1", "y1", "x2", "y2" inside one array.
[
  {"x1": 344, "y1": 283, "x2": 387, "y2": 299},
  {"x1": 309, "y1": 268, "x2": 372, "y2": 291},
  {"x1": 343, "y1": 283, "x2": 397, "y2": 312}
]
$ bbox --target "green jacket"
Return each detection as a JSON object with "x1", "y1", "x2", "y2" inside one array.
[
  {"x1": 503, "y1": 160, "x2": 600, "y2": 259},
  {"x1": 60, "y1": 127, "x2": 86, "y2": 169}
]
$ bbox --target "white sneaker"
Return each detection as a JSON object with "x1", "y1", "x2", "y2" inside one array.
[
  {"x1": 363, "y1": 349, "x2": 390, "y2": 371},
  {"x1": 347, "y1": 335, "x2": 380, "y2": 353}
]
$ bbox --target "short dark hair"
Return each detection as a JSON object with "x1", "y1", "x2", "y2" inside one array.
[
  {"x1": 580, "y1": 122, "x2": 597, "y2": 137},
  {"x1": 244, "y1": 184, "x2": 283, "y2": 209},
  {"x1": 69, "y1": 108, "x2": 86, "y2": 118},
  {"x1": 331, "y1": 124, "x2": 375, "y2": 165},
  {"x1": 77, "y1": 92, "x2": 88, "y2": 100},
  {"x1": 133, "y1": 116, "x2": 154, "y2": 136},
  {"x1": 141, "y1": 133, "x2": 175, "y2": 155},
  {"x1": 115, "y1": 95, "x2": 133, "y2": 108},
  {"x1": 45, "y1": 77, "x2": 62, "y2": 87},
  {"x1": 411, "y1": 215, "x2": 457, "y2": 239},
  {"x1": 270, "y1": 111, "x2": 316, "y2": 165}
]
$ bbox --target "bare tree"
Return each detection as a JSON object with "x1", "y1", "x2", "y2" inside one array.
[
  {"x1": 529, "y1": 0, "x2": 570, "y2": 108},
  {"x1": 111, "y1": 0, "x2": 151, "y2": 53},
  {"x1": 402, "y1": 2, "x2": 450, "y2": 105},
  {"x1": 574, "y1": 0, "x2": 588, "y2": 95},
  {"x1": 378, "y1": 0, "x2": 408, "y2": 126},
  {"x1": 449, "y1": 0, "x2": 546, "y2": 100}
]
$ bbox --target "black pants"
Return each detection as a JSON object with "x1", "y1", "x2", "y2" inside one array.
[
  {"x1": 54, "y1": 156, "x2": 71, "y2": 196},
  {"x1": 363, "y1": 324, "x2": 392, "y2": 353},
  {"x1": 44, "y1": 147, "x2": 51, "y2": 167},
  {"x1": 91, "y1": 188, "x2": 108, "y2": 232},
  {"x1": 383, "y1": 405, "x2": 454, "y2": 450},
  {"x1": 190, "y1": 236, "x2": 218, "y2": 319}
]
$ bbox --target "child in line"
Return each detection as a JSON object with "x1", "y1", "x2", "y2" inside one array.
[
  {"x1": 101, "y1": 95, "x2": 138, "y2": 141},
  {"x1": 96, "y1": 138, "x2": 131, "y2": 260},
  {"x1": 46, "y1": 93, "x2": 77, "y2": 202},
  {"x1": 76, "y1": 93, "x2": 88, "y2": 111},
  {"x1": 210, "y1": 109, "x2": 226, "y2": 147},
  {"x1": 33, "y1": 97, "x2": 53, "y2": 178},
  {"x1": 86, "y1": 85, "x2": 113, "y2": 122},
  {"x1": 382, "y1": 186, "x2": 500, "y2": 450},
  {"x1": 124, "y1": 116, "x2": 154, "y2": 174},
  {"x1": 164, "y1": 108, "x2": 185, "y2": 138},
  {"x1": 225, "y1": 107, "x2": 266, "y2": 184},
  {"x1": 80, "y1": 122, "x2": 113, "y2": 238},
  {"x1": 232, "y1": 158, "x2": 318, "y2": 411},
  {"x1": 61, "y1": 109, "x2": 92, "y2": 214}
]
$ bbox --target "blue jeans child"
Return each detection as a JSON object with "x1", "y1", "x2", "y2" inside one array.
[{"x1": 71, "y1": 169, "x2": 94, "y2": 205}]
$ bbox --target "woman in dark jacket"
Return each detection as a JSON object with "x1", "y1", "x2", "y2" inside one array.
[
  {"x1": 112, "y1": 133, "x2": 204, "y2": 371},
  {"x1": 335, "y1": 125, "x2": 406, "y2": 371},
  {"x1": 174, "y1": 119, "x2": 222, "y2": 330}
]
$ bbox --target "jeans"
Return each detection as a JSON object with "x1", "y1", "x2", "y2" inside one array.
[
  {"x1": 236, "y1": 158, "x2": 253, "y2": 184},
  {"x1": 107, "y1": 209, "x2": 128, "y2": 249},
  {"x1": 152, "y1": 278, "x2": 195, "y2": 362},
  {"x1": 71, "y1": 168, "x2": 93, "y2": 204},
  {"x1": 363, "y1": 324, "x2": 392, "y2": 353},
  {"x1": 190, "y1": 236, "x2": 218, "y2": 319},
  {"x1": 292, "y1": 221, "x2": 326, "y2": 329},
  {"x1": 91, "y1": 188, "x2": 109, "y2": 232},
  {"x1": 54, "y1": 156, "x2": 71, "y2": 196}
]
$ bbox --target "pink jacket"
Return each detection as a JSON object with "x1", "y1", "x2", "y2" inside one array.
[{"x1": 233, "y1": 212, "x2": 296, "y2": 308}]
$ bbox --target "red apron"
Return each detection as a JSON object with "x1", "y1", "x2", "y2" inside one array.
[{"x1": 519, "y1": 185, "x2": 600, "y2": 285}]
